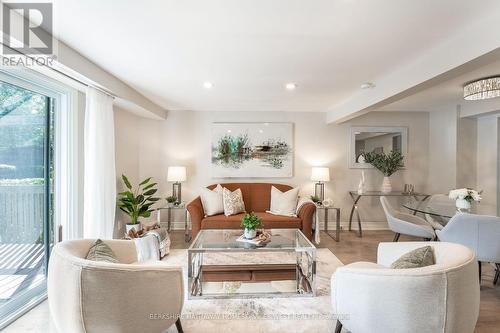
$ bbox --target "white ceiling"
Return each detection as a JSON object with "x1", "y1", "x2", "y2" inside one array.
[
  {"x1": 377, "y1": 55, "x2": 500, "y2": 116},
  {"x1": 52, "y1": 0, "x2": 500, "y2": 112}
]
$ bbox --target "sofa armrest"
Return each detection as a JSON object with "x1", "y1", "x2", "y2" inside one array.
[
  {"x1": 298, "y1": 202, "x2": 316, "y2": 240},
  {"x1": 187, "y1": 196, "x2": 204, "y2": 240}
]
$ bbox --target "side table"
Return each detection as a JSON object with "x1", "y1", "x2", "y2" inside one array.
[
  {"x1": 315, "y1": 205, "x2": 341, "y2": 242},
  {"x1": 156, "y1": 203, "x2": 191, "y2": 242}
]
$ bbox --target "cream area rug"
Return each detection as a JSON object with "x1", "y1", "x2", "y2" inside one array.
[{"x1": 162, "y1": 249, "x2": 343, "y2": 333}]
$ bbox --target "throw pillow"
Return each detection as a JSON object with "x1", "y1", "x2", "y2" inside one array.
[
  {"x1": 267, "y1": 186, "x2": 299, "y2": 217},
  {"x1": 390, "y1": 245, "x2": 435, "y2": 269},
  {"x1": 86, "y1": 239, "x2": 119, "y2": 263},
  {"x1": 200, "y1": 184, "x2": 224, "y2": 216},
  {"x1": 222, "y1": 187, "x2": 246, "y2": 216}
]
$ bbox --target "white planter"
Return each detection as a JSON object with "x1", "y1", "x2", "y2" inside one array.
[
  {"x1": 456, "y1": 198, "x2": 471, "y2": 211},
  {"x1": 244, "y1": 228, "x2": 257, "y2": 239},
  {"x1": 126, "y1": 223, "x2": 142, "y2": 233},
  {"x1": 381, "y1": 176, "x2": 392, "y2": 193}
]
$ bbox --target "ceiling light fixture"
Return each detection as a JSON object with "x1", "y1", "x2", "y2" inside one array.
[
  {"x1": 285, "y1": 83, "x2": 297, "y2": 90},
  {"x1": 463, "y1": 76, "x2": 500, "y2": 100},
  {"x1": 203, "y1": 81, "x2": 214, "y2": 89},
  {"x1": 360, "y1": 82, "x2": 375, "y2": 89}
]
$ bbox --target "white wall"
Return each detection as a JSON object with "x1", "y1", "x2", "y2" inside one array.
[
  {"x1": 114, "y1": 110, "x2": 430, "y2": 230},
  {"x1": 427, "y1": 108, "x2": 458, "y2": 194},
  {"x1": 476, "y1": 116, "x2": 499, "y2": 215}
]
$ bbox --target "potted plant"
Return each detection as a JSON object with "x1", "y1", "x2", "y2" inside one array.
[
  {"x1": 310, "y1": 195, "x2": 322, "y2": 205},
  {"x1": 241, "y1": 212, "x2": 262, "y2": 239},
  {"x1": 118, "y1": 175, "x2": 160, "y2": 233},
  {"x1": 362, "y1": 151, "x2": 404, "y2": 193},
  {"x1": 449, "y1": 188, "x2": 481, "y2": 211},
  {"x1": 166, "y1": 196, "x2": 177, "y2": 207}
]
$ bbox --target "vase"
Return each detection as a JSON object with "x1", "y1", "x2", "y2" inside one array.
[
  {"x1": 381, "y1": 176, "x2": 392, "y2": 193},
  {"x1": 455, "y1": 198, "x2": 471, "y2": 211},
  {"x1": 126, "y1": 223, "x2": 142, "y2": 233},
  {"x1": 244, "y1": 228, "x2": 257, "y2": 239}
]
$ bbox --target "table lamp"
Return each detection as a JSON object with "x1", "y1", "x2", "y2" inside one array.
[
  {"x1": 311, "y1": 167, "x2": 330, "y2": 203},
  {"x1": 167, "y1": 166, "x2": 186, "y2": 205}
]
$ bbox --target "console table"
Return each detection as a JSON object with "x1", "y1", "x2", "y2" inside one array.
[
  {"x1": 348, "y1": 191, "x2": 429, "y2": 237},
  {"x1": 315, "y1": 205, "x2": 341, "y2": 242}
]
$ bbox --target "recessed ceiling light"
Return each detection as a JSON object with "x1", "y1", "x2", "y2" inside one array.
[
  {"x1": 285, "y1": 83, "x2": 297, "y2": 90},
  {"x1": 360, "y1": 82, "x2": 375, "y2": 89},
  {"x1": 203, "y1": 81, "x2": 214, "y2": 89}
]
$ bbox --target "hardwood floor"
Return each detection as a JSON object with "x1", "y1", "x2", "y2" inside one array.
[{"x1": 170, "y1": 230, "x2": 500, "y2": 333}]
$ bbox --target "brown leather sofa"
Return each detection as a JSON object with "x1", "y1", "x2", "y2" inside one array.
[{"x1": 187, "y1": 183, "x2": 316, "y2": 241}]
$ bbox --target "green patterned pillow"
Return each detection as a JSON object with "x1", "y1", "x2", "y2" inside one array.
[
  {"x1": 86, "y1": 239, "x2": 119, "y2": 263},
  {"x1": 391, "y1": 246, "x2": 435, "y2": 269}
]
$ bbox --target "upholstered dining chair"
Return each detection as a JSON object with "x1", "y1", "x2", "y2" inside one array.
[
  {"x1": 332, "y1": 242, "x2": 480, "y2": 333},
  {"x1": 436, "y1": 213, "x2": 500, "y2": 283},
  {"x1": 424, "y1": 194, "x2": 450, "y2": 231},
  {"x1": 380, "y1": 196, "x2": 435, "y2": 241},
  {"x1": 48, "y1": 239, "x2": 184, "y2": 333}
]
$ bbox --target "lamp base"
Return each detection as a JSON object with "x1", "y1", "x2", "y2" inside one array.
[
  {"x1": 314, "y1": 182, "x2": 325, "y2": 202},
  {"x1": 172, "y1": 182, "x2": 182, "y2": 205}
]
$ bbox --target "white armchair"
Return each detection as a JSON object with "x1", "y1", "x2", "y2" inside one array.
[
  {"x1": 48, "y1": 239, "x2": 184, "y2": 333},
  {"x1": 380, "y1": 196, "x2": 435, "y2": 241},
  {"x1": 332, "y1": 242, "x2": 479, "y2": 333},
  {"x1": 436, "y1": 213, "x2": 500, "y2": 283}
]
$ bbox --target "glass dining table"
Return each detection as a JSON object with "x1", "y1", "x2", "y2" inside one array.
[{"x1": 402, "y1": 195, "x2": 475, "y2": 220}]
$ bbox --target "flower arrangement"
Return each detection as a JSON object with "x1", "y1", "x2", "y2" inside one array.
[
  {"x1": 448, "y1": 188, "x2": 481, "y2": 203},
  {"x1": 362, "y1": 151, "x2": 404, "y2": 177}
]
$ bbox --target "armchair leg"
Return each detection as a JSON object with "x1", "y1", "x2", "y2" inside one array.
[
  {"x1": 393, "y1": 233, "x2": 400, "y2": 242},
  {"x1": 175, "y1": 318, "x2": 184, "y2": 333},
  {"x1": 478, "y1": 261, "x2": 482, "y2": 283},
  {"x1": 334, "y1": 320, "x2": 343, "y2": 333},
  {"x1": 494, "y1": 263, "x2": 500, "y2": 285}
]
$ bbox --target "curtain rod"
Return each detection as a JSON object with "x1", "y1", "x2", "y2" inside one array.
[{"x1": 0, "y1": 42, "x2": 116, "y2": 99}]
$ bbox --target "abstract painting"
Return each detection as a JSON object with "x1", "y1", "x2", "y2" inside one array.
[{"x1": 211, "y1": 122, "x2": 293, "y2": 178}]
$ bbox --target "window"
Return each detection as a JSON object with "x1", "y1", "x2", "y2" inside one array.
[{"x1": 0, "y1": 69, "x2": 79, "y2": 328}]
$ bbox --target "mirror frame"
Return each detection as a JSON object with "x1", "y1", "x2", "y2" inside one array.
[{"x1": 349, "y1": 126, "x2": 408, "y2": 169}]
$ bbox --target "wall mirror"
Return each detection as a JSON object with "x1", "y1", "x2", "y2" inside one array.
[{"x1": 349, "y1": 126, "x2": 408, "y2": 168}]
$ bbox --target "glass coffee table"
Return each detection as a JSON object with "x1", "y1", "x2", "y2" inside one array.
[{"x1": 188, "y1": 229, "x2": 316, "y2": 299}]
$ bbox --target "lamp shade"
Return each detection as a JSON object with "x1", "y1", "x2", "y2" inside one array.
[
  {"x1": 167, "y1": 166, "x2": 186, "y2": 182},
  {"x1": 311, "y1": 167, "x2": 330, "y2": 182}
]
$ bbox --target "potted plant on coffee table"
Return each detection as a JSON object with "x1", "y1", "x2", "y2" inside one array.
[
  {"x1": 118, "y1": 175, "x2": 160, "y2": 233},
  {"x1": 362, "y1": 151, "x2": 404, "y2": 193},
  {"x1": 241, "y1": 212, "x2": 262, "y2": 239}
]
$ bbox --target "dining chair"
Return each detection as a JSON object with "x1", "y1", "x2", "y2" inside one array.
[
  {"x1": 436, "y1": 213, "x2": 500, "y2": 283},
  {"x1": 380, "y1": 196, "x2": 435, "y2": 241},
  {"x1": 424, "y1": 194, "x2": 450, "y2": 231}
]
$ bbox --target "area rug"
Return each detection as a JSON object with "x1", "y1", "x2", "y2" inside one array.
[{"x1": 162, "y1": 248, "x2": 343, "y2": 333}]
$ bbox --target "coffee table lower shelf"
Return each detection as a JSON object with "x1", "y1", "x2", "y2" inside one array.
[{"x1": 202, "y1": 264, "x2": 296, "y2": 282}]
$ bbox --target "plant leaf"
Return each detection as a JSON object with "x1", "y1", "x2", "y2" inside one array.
[
  {"x1": 122, "y1": 174, "x2": 132, "y2": 190},
  {"x1": 143, "y1": 189, "x2": 157, "y2": 196},
  {"x1": 139, "y1": 177, "x2": 152, "y2": 186},
  {"x1": 143, "y1": 183, "x2": 157, "y2": 191}
]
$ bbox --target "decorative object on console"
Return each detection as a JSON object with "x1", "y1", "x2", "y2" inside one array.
[
  {"x1": 117, "y1": 174, "x2": 160, "y2": 233},
  {"x1": 448, "y1": 188, "x2": 481, "y2": 211},
  {"x1": 241, "y1": 212, "x2": 262, "y2": 239},
  {"x1": 222, "y1": 187, "x2": 246, "y2": 216},
  {"x1": 267, "y1": 186, "x2": 299, "y2": 217},
  {"x1": 463, "y1": 76, "x2": 500, "y2": 100},
  {"x1": 166, "y1": 195, "x2": 177, "y2": 207},
  {"x1": 357, "y1": 170, "x2": 366, "y2": 194},
  {"x1": 211, "y1": 122, "x2": 293, "y2": 178},
  {"x1": 311, "y1": 167, "x2": 330, "y2": 202},
  {"x1": 362, "y1": 151, "x2": 404, "y2": 193},
  {"x1": 167, "y1": 166, "x2": 186, "y2": 205},
  {"x1": 322, "y1": 198, "x2": 333, "y2": 207}
]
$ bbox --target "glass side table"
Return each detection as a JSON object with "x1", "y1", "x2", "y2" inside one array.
[
  {"x1": 315, "y1": 205, "x2": 341, "y2": 242},
  {"x1": 156, "y1": 203, "x2": 191, "y2": 242}
]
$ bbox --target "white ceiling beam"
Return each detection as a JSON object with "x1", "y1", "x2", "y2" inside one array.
[{"x1": 326, "y1": 9, "x2": 500, "y2": 124}]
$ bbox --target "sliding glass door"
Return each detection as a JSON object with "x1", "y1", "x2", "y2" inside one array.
[{"x1": 0, "y1": 78, "x2": 54, "y2": 327}]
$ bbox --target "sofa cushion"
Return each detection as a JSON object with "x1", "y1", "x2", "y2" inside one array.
[
  {"x1": 86, "y1": 239, "x2": 119, "y2": 263},
  {"x1": 200, "y1": 184, "x2": 224, "y2": 216},
  {"x1": 201, "y1": 212, "x2": 301, "y2": 230},
  {"x1": 390, "y1": 245, "x2": 435, "y2": 269},
  {"x1": 268, "y1": 186, "x2": 299, "y2": 217},
  {"x1": 222, "y1": 187, "x2": 246, "y2": 216}
]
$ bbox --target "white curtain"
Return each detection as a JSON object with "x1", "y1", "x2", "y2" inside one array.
[{"x1": 83, "y1": 87, "x2": 116, "y2": 239}]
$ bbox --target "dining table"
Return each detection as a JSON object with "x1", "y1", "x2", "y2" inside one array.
[{"x1": 402, "y1": 195, "x2": 476, "y2": 221}]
